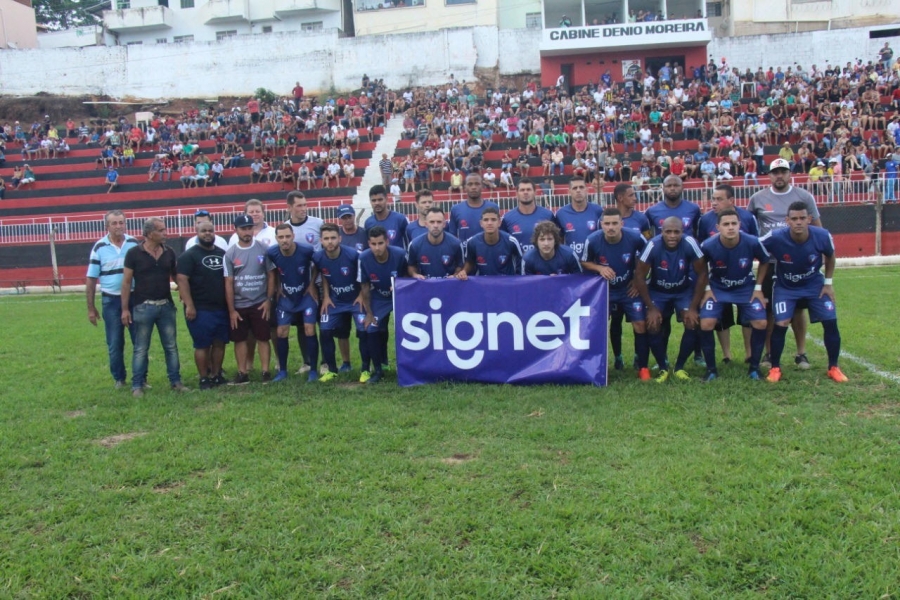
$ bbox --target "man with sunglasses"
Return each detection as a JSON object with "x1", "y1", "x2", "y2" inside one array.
[{"x1": 184, "y1": 209, "x2": 228, "y2": 251}]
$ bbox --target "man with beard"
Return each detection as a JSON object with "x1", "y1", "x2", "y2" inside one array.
[{"x1": 501, "y1": 178, "x2": 556, "y2": 255}]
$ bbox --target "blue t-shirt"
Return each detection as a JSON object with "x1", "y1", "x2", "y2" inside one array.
[
  {"x1": 639, "y1": 235, "x2": 703, "y2": 294},
  {"x1": 358, "y1": 246, "x2": 408, "y2": 307},
  {"x1": 622, "y1": 209, "x2": 651, "y2": 236},
  {"x1": 406, "y1": 219, "x2": 429, "y2": 243},
  {"x1": 555, "y1": 202, "x2": 604, "y2": 257},
  {"x1": 364, "y1": 211, "x2": 409, "y2": 249},
  {"x1": 582, "y1": 228, "x2": 648, "y2": 296},
  {"x1": 407, "y1": 233, "x2": 464, "y2": 278},
  {"x1": 312, "y1": 245, "x2": 360, "y2": 307},
  {"x1": 645, "y1": 199, "x2": 702, "y2": 237},
  {"x1": 761, "y1": 226, "x2": 835, "y2": 297},
  {"x1": 697, "y1": 207, "x2": 759, "y2": 242},
  {"x1": 885, "y1": 159, "x2": 898, "y2": 179},
  {"x1": 464, "y1": 231, "x2": 523, "y2": 276},
  {"x1": 448, "y1": 200, "x2": 500, "y2": 242},
  {"x1": 266, "y1": 242, "x2": 316, "y2": 312},
  {"x1": 523, "y1": 245, "x2": 583, "y2": 275},
  {"x1": 701, "y1": 233, "x2": 770, "y2": 303},
  {"x1": 500, "y1": 206, "x2": 557, "y2": 254}
]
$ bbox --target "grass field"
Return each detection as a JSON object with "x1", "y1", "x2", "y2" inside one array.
[{"x1": 1, "y1": 266, "x2": 899, "y2": 598}]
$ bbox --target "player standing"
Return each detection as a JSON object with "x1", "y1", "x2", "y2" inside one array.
[
  {"x1": 555, "y1": 176, "x2": 604, "y2": 257},
  {"x1": 501, "y1": 178, "x2": 556, "y2": 254},
  {"x1": 405, "y1": 189, "x2": 435, "y2": 243},
  {"x1": 407, "y1": 207, "x2": 466, "y2": 279},
  {"x1": 448, "y1": 173, "x2": 500, "y2": 243},
  {"x1": 464, "y1": 207, "x2": 524, "y2": 276},
  {"x1": 364, "y1": 185, "x2": 408, "y2": 249}
]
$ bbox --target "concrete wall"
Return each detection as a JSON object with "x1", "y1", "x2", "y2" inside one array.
[
  {"x1": 730, "y1": 0, "x2": 899, "y2": 35},
  {"x1": 354, "y1": 0, "x2": 498, "y2": 37}
]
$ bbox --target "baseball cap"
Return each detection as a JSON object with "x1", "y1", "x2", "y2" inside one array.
[
  {"x1": 769, "y1": 158, "x2": 791, "y2": 171},
  {"x1": 233, "y1": 214, "x2": 254, "y2": 228},
  {"x1": 195, "y1": 209, "x2": 211, "y2": 217},
  {"x1": 336, "y1": 205, "x2": 355, "y2": 218}
]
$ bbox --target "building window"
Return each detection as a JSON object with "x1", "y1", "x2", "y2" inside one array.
[
  {"x1": 116, "y1": 0, "x2": 131, "y2": 8},
  {"x1": 216, "y1": 30, "x2": 238, "y2": 40},
  {"x1": 173, "y1": 35, "x2": 194, "y2": 43},
  {"x1": 356, "y1": 0, "x2": 425, "y2": 11},
  {"x1": 705, "y1": 2, "x2": 722, "y2": 17},
  {"x1": 446, "y1": 0, "x2": 475, "y2": 4},
  {"x1": 525, "y1": 12, "x2": 541, "y2": 28},
  {"x1": 262, "y1": 25, "x2": 273, "y2": 33},
  {"x1": 126, "y1": 41, "x2": 142, "y2": 45},
  {"x1": 301, "y1": 21, "x2": 323, "y2": 31},
  {"x1": 156, "y1": 38, "x2": 168, "y2": 44},
  {"x1": 180, "y1": 0, "x2": 194, "y2": 8}
]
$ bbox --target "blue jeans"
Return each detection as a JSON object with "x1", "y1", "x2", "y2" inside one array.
[
  {"x1": 131, "y1": 301, "x2": 181, "y2": 390},
  {"x1": 102, "y1": 294, "x2": 134, "y2": 383}
]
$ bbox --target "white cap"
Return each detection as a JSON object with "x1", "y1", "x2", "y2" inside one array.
[{"x1": 769, "y1": 158, "x2": 791, "y2": 171}]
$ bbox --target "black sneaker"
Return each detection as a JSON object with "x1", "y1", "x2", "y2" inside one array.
[
  {"x1": 794, "y1": 353, "x2": 811, "y2": 370},
  {"x1": 367, "y1": 370, "x2": 384, "y2": 384},
  {"x1": 212, "y1": 374, "x2": 228, "y2": 386},
  {"x1": 199, "y1": 377, "x2": 213, "y2": 391},
  {"x1": 229, "y1": 372, "x2": 250, "y2": 386},
  {"x1": 261, "y1": 371, "x2": 272, "y2": 383}
]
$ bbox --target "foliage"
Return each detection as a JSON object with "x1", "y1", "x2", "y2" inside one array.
[
  {"x1": 34, "y1": 0, "x2": 97, "y2": 31},
  {"x1": 254, "y1": 87, "x2": 278, "y2": 105}
]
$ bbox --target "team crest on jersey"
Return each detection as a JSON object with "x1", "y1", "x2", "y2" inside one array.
[
  {"x1": 306, "y1": 233, "x2": 316, "y2": 244},
  {"x1": 460, "y1": 219, "x2": 468, "y2": 228},
  {"x1": 512, "y1": 224, "x2": 521, "y2": 233},
  {"x1": 622, "y1": 254, "x2": 632, "y2": 265},
  {"x1": 678, "y1": 259, "x2": 685, "y2": 271},
  {"x1": 633, "y1": 301, "x2": 643, "y2": 311},
  {"x1": 739, "y1": 258, "x2": 749, "y2": 269},
  {"x1": 297, "y1": 266, "x2": 306, "y2": 275},
  {"x1": 256, "y1": 255, "x2": 265, "y2": 264},
  {"x1": 305, "y1": 307, "x2": 314, "y2": 316},
  {"x1": 477, "y1": 256, "x2": 487, "y2": 265},
  {"x1": 441, "y1": 255, "x2": 451, "y2": 266},
  {"x1": 320, "y1": 267, "x2": 330, "y2": 275},
  {"x1": 660, "y1": 260, "x2": 668, "y2": 269},
  {"x1": 369, "y1": 273, "x2": 379, "y2": 282},
  {"x1": 824, "y1": 300, "x2": 835, "y2": 311},
  {"x1": 565, "y1": 222, "x2": 575, "y2": 231},
  {"x1": 387, "y1": 229, "x2": 397, "y2": 240},
  {"x1": 587, "y1": 220, "x2": 596, "y2": 231},
  {"x1": 498, "y1": 255, "x2": 508, "y2": 265},
  {"x1": 808, "y1": 253, "x2": 817, "y2": 263},
  {"x1": 419, "y1": 255, "x2": 430, "y2": 265},
  {"x1": 782, "y1": 254, "x2": 792, "y2": 264},
  {"x1": 682, "y1": 217, "x2": 692, "y2": 229},
  {"x1": 341, "y1": 266, "x2": 349, "y2": 276}
]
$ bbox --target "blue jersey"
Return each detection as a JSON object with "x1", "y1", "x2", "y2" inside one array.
[
  {"x1": 407, "y1": 233, "x2": 464, "y2": 278},
  {"x1": 701, "y1": 233, "x2": 769, "y2": 303},
  {"x1": 448, "y1": 200, "x2": 500, "y2": 242},
  {"x1": 358, "y1": 246, "x2": 408, "y2": 307},
  {"x1": 760, "y1": 226, "x2": 834, "y2": 297},
  {"x1": 339, "y1": 227, "x2": 369, "y2": 254},
  {"x1": 645, "y1": 199, "x2": 701, "y2": 237},
  {"x1": 406, "y1": 219, "x2": 429, "y2": 243},
  {"x1": 523, "y1": 245, "x2": 583, "y2": 275},
  {"x1": 364, "y1": 211, "x2": 408, "y2": 249},
  {"x1": 639, "y1": 235, "x2": 703, "y2": 294},
  {"x1": 266, "y1": 243, "x2": 316, "y2": 312},
  {"x1": 582, "y1": 228, "x2": 647, "y2": 296},
  {"x1": 312, "y1": 245, "x2": 360, "y2": 307},
  {"x1": 622, "y1": 209, "x2": 651, "y2": 236},
  {"x1": 555, "y1": 202, "x2": 604, "y2": 256},
  {"x1": 697, "y1": 207, "x2": 759, "y2": 242},
  {"x1": 500, "y1": 205, "x2": 557, "y2": 254},
  {"x1": 464, "y1": 231, "x2": 523, "y2": 275}
]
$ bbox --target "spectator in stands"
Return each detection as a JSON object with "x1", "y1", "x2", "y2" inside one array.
[
  {"x1": 297, "y1": 163, "x2": 313, "y2": 190},
  {"x1": 18, "y1": 164, "x2": 35, "y2": 189},
  {"x1": 0, "y1": 176, "x2": 5, "y2": 199},
  {"x1": 210, "y1": 159, "x2": 224, "y2": 187},
  {"x1": 105, "y1": 166, "x2": 119, "y2": 193},
  {"x1": 180, "y1": 162, "x2": 197, "y2": 188}
]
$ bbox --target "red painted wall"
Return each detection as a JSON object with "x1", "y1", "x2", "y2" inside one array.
[{"x1": 541, "y1": 45, "x2": 708, "y2": 88}]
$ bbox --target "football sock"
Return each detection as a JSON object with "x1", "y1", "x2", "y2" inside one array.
[
  {"x1": 305, "y1": 334, "x2": 319, "y2": 372},
  {"x1": 634, "y1": 332, "x2": 650, "y2": 369},
  {"x1": 699, "y1": 329, "x2": 716, "y2": 372},
  {"x1": 357, "y1": 330, "x2": 371, "y2": 371},
  {"x1": 749, "y1": 327, "x2": 767, "y2": 370},
  {"x1": 610, "y1": 313, "x2": 623, "y2": 358},
  {"x1": 320, "y1": 331, "x2": 337, "y2": 372},
  {"x1": 674, "y1": 328, "x2": 697, "y2": 371},
  {"x1": 276, "y1": 337, "x2": 289, "y2": 373},
  {"x1": 822, "y1": 319, "x2": 841, "y2": 368},
  {"x1": 770, "y1": 324, "x2": 789, "y2": 368}
]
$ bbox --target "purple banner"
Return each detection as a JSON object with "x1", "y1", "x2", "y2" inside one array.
[{"x1": 394, "y1": 275, "x2": 608, "y2": 387}]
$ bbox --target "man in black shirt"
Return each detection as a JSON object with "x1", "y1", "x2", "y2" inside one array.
[
  {"x1": 121, "y1": 217, "x2": 186, "y2": 397},
  {"x1": 176, "y1": 221, "x2": 229, "y2": 390}
]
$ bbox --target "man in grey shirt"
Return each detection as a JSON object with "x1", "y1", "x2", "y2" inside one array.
[
  {"x1": 748, "y1": 158, "x2": 822, "y2": 370},
  {"x1": 223, "y1": 214, "x2": 275, "y2": 384}
]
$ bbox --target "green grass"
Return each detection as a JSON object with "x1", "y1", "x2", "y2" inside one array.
[{"x1": 1, "y1": 266, "x2": 899, "y2": 598}]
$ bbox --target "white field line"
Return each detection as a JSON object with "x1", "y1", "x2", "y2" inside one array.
[{"x1": 807, "y1": 336, "x2": 900, "y2": 385}]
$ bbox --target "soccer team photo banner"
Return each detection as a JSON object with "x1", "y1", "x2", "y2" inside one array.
[{"x1": 394, "y1": 275, "x2": 609, "y2": 387}]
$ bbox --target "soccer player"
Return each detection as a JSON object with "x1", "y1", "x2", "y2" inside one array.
[
  {"x1": 581, "y1": 208, "x2": 651, "y2": 380},
  {"x1": 405, "y1": 189, "x2": 435, "y2": 243},
  {"x1": 748, "y1": 158, "x2": 822, "y2": 370},
  {"x1": 523, "y1": 221, "x2": 583, "y2": 275},
  {"x1": 645, "y1": 175, "x2": 701, "y2": 237},
  {"x1": 501, "y1": 178, "x2": 556, "y2": 254},
  {"x1": 613, "y1": 183, "x2": 651, "y2": 238},
  {"x1": 448, "y1": 173, "x2": 500, "y2": 242},
  {"x1": 286, "y1": 191, "x2": 323, "y2": 250},
  {"x1": 695, "y1": 208, "x2": 770, "y2": 382},
  {"x1": 86, "y1": 209, "x2": 137, "y2": 388},
  {"x1": 176, "y1": 220, "x2": 230, "y2": 390},
  {"x1": 632, "y1": 216, "x2": 706, "y2": 382},
  {"x1": 555, "y1": 176, "x2": 604, "y2": 257},
  {"x1": 313, "y1": 223, "x2": 367, "y2": 381},
  {"x1": 266, "y1": 224, "x2": 319, "y2": 383},
  {"x1": 760, "y1": 202, "x2": 847, "y2": 383},
  {"x1": 358, "y1": 226, "x2": 409, "y2": 384},
  {"x1": 223, "y1": 215, "x2": 275, "y2": 385},
  {"x1": 364, "y1": 184, "x2": 408, "y2": 249},
  {"x1": 464, "y1": 207, "x2": 524, "y2": 276},
  {"x1": 337, "y1": 204, "x2": 368, "y2": 253},
  {"x1": 407, "y1": 207, "x2": 466, "y2": 279}
]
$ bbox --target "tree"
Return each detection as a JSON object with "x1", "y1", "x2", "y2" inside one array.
[{"x1": 34, "y1": 0, "x2": 99, "y2": 31}]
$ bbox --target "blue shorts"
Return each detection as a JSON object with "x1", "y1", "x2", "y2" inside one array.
[
  {"x1": 185, "y1": 309, "x2": 230, "y2": 349},
  {"x1": 700, "y1": 297, "x2": 766, "y2": 324},
  {"x1": 649, "y1": 290, "x2": 693, "y2": 323},
  {"x1": 276, "y1": 295, "x2": 318, "y2": 326},
  {"x1": 365, "y1": 302, "x2": 393, "y2": 333},
  {"x1": 320, "y1": 304, "x2": 365, "y2": 335},
  {"x1": 772, "y1": 289, "x2": 837, "y2": 323},
  {"x1": 610, "y1": 293, "x2": 645, "y2": 323}
]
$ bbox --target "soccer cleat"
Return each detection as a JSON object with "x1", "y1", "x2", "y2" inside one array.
[
  {"x1": 261, "y1": 371, "x2": 272, "y2": 383},
  {"x1": 199, "y1": 377, "x2": 213, "y2": 391},
  {"x1": 295, "y1": 363, "x2": 311, "y2": 375},
  {"x1": 339, "y1": 362, "x2": 352, "y2": 373},
  {"x1": 766, "y1": 367, "x2": 782, "y2": 383},
  {"x1": 827, "y1": 366, "x2": 849, "y2": 383},
  {"x1": 693, "y1": 355, "x2": 706, "y2": 368},
  {"x1": 701, "y1": 371, "x2": 718, "y2": 383},
  {"x1": 229, "y1": 372, "x2": 250, "y2": 386},
  {"x1": 638, "y1": 367, "x2": 651, "y2": 381},
  {"x1": 319, "y1": 371, "x2": 337, "y2": 382},
  {"x1": 132, "y1": 388, "x2": 144, "y2": 398},
  {"x1": 673, "y1": 369, "x2": 691, "y2": 382},
  {"x1": 748, "y1": 370, "x2": 761, "y2": 381},
  {"x1": 271, "y1": 371, "x2": 289, "y2": 383},
  {"x1": 367, "y1": 371, "x2": 384, "y2": 384},
  {"x1": 760, "y1": 353, "x2": 772, "y2": 370},
  {"x1": 614, "y1": 355, "x2": 625, "y2": 370},
  {"x1": 655, "y1": 370, "x2": 670, "y2": 383},
  {"x1": 307, "y1": 371, "x2": 318, "y2": 383},
  {"x1": 359, "y1": 370, "x2": 371, "y2": 383},
  {"x1": 795, "y1": 354, "x2": 811, "y2": 370}
]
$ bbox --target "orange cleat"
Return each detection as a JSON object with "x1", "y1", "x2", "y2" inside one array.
[
  {"x1": 766, "y1": 367, "x2": 782, "y2": 383},
  {"x1": 638, "y1": 367, "x2": 651, "y2": 381},
  {"x1": 827, "y1": 366, "x2": 849, "y2": 383}
]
